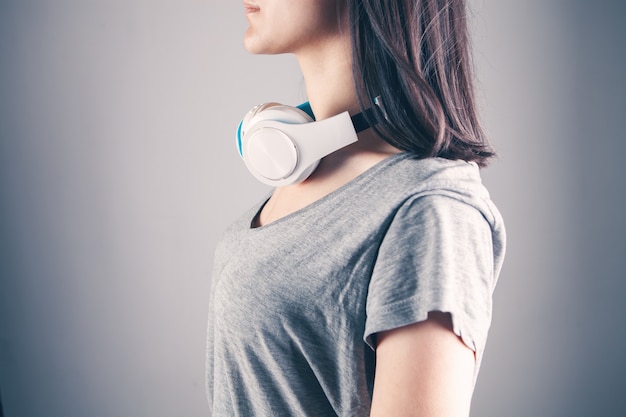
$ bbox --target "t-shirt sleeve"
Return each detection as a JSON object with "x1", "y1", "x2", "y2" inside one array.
[{"x1": 364, "y1": 193, "x2": 497, "y2": 359}]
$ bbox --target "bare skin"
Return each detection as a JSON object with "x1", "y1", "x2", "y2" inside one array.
[
  {"x1": 245, "y1": 1, "x2": 400, "y2": 227},
  {"x1": 370, "y1": 312, "x2": 475, "y2": 417}
]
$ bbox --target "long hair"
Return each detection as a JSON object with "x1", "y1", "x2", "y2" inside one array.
[{"x1": 348, "y1": 0, "x2": 495, "y2": 166}]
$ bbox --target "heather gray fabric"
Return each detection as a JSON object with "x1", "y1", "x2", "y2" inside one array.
[{"x1": 206, "y1": 153, "x2": 506, "y2": 417}]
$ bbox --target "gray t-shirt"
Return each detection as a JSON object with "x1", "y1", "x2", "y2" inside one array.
[{"x1": 206, "y1": 153, "x2": 506, "y2": 416}]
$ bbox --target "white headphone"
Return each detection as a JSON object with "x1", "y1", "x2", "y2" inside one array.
[{"x1": 236, "y1": 102, "x2": 371, "y2": 187}]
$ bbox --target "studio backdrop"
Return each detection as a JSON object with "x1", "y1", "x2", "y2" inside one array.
[{"x1": 0, "y1": 1, "x2": 624, "y2": 416}]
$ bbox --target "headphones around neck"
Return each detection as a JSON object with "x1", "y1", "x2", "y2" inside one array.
[{"x1": 236, "y1": 102, "x2": 372, "y2": 187}]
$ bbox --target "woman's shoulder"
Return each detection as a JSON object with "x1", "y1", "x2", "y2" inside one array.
[
  {"x1": 369, "y1": 154, "x2": 503, "y2": 228},
  {"x1": 371, "y1": 154, "x2": 485, "y2": 197}
]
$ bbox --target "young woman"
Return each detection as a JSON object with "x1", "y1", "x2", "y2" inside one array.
[{"x1": 206, "y1": 1, "x2": 506, "y2": 416}]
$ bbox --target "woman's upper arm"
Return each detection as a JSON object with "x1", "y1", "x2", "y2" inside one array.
[{"x1": 369, "y1": 311, "x2": 476, "y2": 417}]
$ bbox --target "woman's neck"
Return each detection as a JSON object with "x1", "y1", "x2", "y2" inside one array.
[{"x1": 294, "y1": 37, "x2": 359, "y2": 120}]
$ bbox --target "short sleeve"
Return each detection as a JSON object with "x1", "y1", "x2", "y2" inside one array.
[{"x1": 364, "y1": 194, "x2": 497, "y2": 361}]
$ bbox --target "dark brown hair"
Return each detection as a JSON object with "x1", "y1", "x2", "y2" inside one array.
[{"x1": 348, "y1": 0, "x2": 495, "y2": 166}]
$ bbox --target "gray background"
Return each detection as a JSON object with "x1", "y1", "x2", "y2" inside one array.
[{"x1": 1, "y1": 1, "x2": 624, "y2": 416}]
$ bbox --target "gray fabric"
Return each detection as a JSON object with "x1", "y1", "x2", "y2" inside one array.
[{"x1": 206, "y1": 153, "x2": 506, "y2": 417}]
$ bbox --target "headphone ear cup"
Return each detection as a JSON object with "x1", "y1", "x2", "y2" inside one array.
[
  {"x1": 238, "y1": 103, "x2": 314, "y2": 157},
  {"x1": 240, "y1": 103, "x2": 315, "y2": 183}
]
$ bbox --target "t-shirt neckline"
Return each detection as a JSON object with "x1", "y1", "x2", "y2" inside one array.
[{"x1": 248, "y1": 152, "x2": 412, "y2": 230}]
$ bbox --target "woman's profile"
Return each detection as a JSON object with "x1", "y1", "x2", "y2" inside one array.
[{"x1": 207, "y1": 1, "x2": 506, "y2": 415}]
